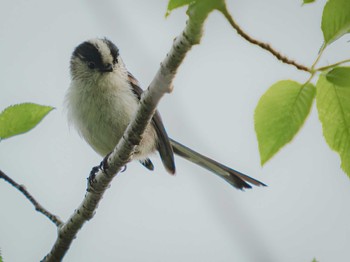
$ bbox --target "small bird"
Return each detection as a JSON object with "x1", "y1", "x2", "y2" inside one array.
[{"x1": 65, "y1": 38, "x2": 265, "y2": 190}]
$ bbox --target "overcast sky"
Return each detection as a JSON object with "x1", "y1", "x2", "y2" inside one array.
[{"x1": 1, "y1": 0, "x2": 350, "y2": 261}]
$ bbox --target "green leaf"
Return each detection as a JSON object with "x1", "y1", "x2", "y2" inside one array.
[
  {"x1": 326, "y1": 67, "x2": 350, "y2": 87},
  {"x1": 166, "y1": 0, "x2": 223, "y2": 17},
  {"x1": 303, "y1": 0, "x2": 316, "y2": 4},
  {"x1": 316, "y1": 75, "x2": 350, "y2": 177},
  {"x1": 322, "y1": 0, "x2": 350, "y2": 45},
  {"x1": 166, "y1": 0, "x2": 194, "y2": 16},
  {"x1": 167, "y1": 0, "x2": 194, "y2": 11},
  {"x1": 255, "y1": 80, "x2": 316, "y2": 165},
  {"x1": 0, "y1": 103, "x2": 54, "y2": 140}
]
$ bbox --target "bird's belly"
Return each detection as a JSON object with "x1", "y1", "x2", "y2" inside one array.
[{"x1": 72, "y1": 84, "x2": 157, "y2": 158}]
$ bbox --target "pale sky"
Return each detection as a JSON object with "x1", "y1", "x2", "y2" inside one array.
[{"x1": 1, "y1": 0, "x2": 350, "y2": 261}]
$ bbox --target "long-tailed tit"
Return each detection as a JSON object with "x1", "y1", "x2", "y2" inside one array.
[{"x1": 65, "y1": 38, "x2": 265, "y2": 190}]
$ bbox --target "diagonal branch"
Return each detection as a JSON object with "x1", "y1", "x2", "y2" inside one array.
[
  {"x1": 42, "y1": 2, "x2": 214, "y2": 262},
  {"x1": 0, "y1": 169, "x2": 63, "y2": 227},
  {"x1": 219, "y1": 6, "x2": 311, "y2": 73}
]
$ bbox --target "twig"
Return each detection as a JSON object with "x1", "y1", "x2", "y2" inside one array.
[
  {"x1": 315, "y1": 58, "x2": 350, "y2": 72},
  {"x1": 219, "y1": 6, "x2": 311, "y2": 73},
  {"x1": 0, "y1": 169, "x2": 63, "y2": 227},
  {"x1": 42, "y1": 2, "x2": 213, "y2": 261}
]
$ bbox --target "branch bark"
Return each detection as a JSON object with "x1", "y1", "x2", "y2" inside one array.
[
  {"x1": 219, "y1": 6, "x2": 311, "y2": 73},
  {"x1": 0, "y1": 169, "x2": 63, "y2": 227},
  {"x1": 42, "y1": 3, "x2": 214, "y2": 261}
]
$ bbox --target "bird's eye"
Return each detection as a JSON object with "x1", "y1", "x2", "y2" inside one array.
[{"x1": 87, "y1": 61, "x2": 96, "y2": 69}]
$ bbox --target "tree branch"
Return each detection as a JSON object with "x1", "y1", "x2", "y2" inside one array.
[
  {"x1": 42, "y1": 3, "x2": 213, "y2": 262},
  {"x1": 0, "y1": 169, "x2": 63, "y2": 227},
  {"x1": 315, "y1": 58, "x2": 350, "y2": 72},
  {"x1": 219, "y1": 5, "x2": 311, "y2": 73}
]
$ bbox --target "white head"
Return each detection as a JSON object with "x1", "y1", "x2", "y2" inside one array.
[{"x1": 70, "y1": 38, "x2": 126, "y2": 82}]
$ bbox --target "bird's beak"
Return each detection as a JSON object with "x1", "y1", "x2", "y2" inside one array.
[{"x1": 100, "y1": 63, "x2": 113, "y2": 72}]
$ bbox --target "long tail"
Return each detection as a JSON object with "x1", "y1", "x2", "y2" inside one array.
[{"x1": 169, "y1": 139, "x2": 266, "y2": 190}]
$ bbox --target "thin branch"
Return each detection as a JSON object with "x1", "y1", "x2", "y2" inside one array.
[
  {"x1": 42, "y1": 3, "x2": 213, "y2": 262},
  {"x1": 315, "y1": 58, "x2": 350, "y2": 72},
  {"x1": 310, "y1": 44, "x2": 326, "y2": 71},
  {"x1": 219, "y1": 5, "x2": 311, "y2": 73},
  {"x1": 0, "y1": 169, "x2": 63, "y2": 227}
]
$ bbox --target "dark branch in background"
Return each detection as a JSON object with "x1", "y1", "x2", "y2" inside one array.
[
  {"x1": 219, "y1": 7, "x2": 311, "y2": 73},
  {"x1": 0, "y1": 169, "x2": 63, "y2": 227}
]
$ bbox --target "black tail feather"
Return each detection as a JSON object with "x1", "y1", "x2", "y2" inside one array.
[{"x1": 169, "y1": 138, "x2": 266, "y2": 190}]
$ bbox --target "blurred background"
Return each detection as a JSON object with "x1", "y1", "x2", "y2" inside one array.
[{"x1": 1, "y1": 0, "x2": 349, "y2": 261}]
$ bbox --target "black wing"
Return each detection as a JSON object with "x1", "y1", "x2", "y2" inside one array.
[{"x1": 128, "y1": 73, "x2": 176, "y2": 174}]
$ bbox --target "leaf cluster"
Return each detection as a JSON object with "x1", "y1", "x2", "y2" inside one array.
[
  {"x1": 253, "y1": 0, "x2": 350, "y2": 177},
  {"x1": 168, "y1": 0, "x2": 350, "y2": 179}
]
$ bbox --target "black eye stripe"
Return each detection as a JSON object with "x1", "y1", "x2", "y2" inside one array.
[
  {"x1": 72, "y1": 41, "x2": 104, "y2": 68},
  {"x1": 103, "y1": 38, "x2": 119, "y2": 63}
]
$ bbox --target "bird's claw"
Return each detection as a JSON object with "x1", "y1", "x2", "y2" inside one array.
[
  {"x1": 88, "y1": 166, "x2": 99, "y2": 186},
  {"x1": 87, "y1": 153, "x2": 127, "y2": 187},
  {"x1": 88, "y1": 153, "x2": 111, "y2": 187}
]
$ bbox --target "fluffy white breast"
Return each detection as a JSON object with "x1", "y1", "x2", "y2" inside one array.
[{"x1": 65, "y1": 69, "x2": 157, "y2": 158}]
